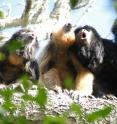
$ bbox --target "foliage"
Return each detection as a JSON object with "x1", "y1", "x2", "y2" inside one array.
[
  {"x1": 0, "y1": 73, "x2": 114, "y2": 124},
  {"x1": 0, "y1": 34, "x2": 114, "y2": 124},
  {"x1": 112, "y1": 18, "x2": 117, "y2": 42},
  {"x1": 5, "y1": 39, "x2": 24, "y2": 53},
  {"x1": 0, "y1": 35, "x2": 5, "y2": 41},
  {"x1": 0, "y1": 52, "x2": 6, "y2": 61},
  {"x1": 43, "y1": 116, "x2": 66, "y2": 124},
  {"x1": 0, "y1": 0, "x2": 115, "y2": 123},
  {"x1": 112, "y1": 1, "x2": 117, "y2": 42},
  {"x1": 0, "y1": 10, "x2": 5, "y2": 19},
  {"x1": 35, "y1": 86, "x2": 47, "y2": 108},
  {"x1": 86, "y1": 106, "x2": 112, "y2": 123},
  {"x1": 70, "y1": 0, "x2": 79, "y2": 8},
  {"x1": 113, "y1": 0, "x2": 117, "y2": 11},
  {"x1": 64, "y1": 75, "x2": 74, "y2": 89}
]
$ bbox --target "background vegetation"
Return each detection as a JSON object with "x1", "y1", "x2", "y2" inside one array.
[{"x1": 0, "y1": 0, "x2": 117, "y2": 124}]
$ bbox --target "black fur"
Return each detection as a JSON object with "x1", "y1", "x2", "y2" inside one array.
[
  {"x1": 69, "y1": 25, "x2": 117, "y2": 96},
  {"x1": 27, "y1": 60, "x2": 39, "y2": 80}
]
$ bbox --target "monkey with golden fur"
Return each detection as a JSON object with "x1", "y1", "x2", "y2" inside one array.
[
  {"x1": 39, "y1": 23, "x2": 95, "y2": 96},
  {"x1": 39, "y1": 23, "x2": 75, "y2": 90}
]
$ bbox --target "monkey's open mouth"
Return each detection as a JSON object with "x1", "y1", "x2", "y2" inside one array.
[{"x1": 80, "y1": 32, "x2": 86, "y2": 39}]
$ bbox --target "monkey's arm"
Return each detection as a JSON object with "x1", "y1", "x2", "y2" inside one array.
[
  {"x1": 88, "y1": 40, "x2": 104, "y2": 73},
  {"x1": 25, "y1": 60, "x2": 39, "y2": 80}
]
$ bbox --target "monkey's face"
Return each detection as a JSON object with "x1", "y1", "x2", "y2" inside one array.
[
  {"x1": 75, "y1": 25, "x2": 99, "y2": 47},
  {"x1": 11, "y1": 29, "x2": 39, "y2": 59},
  {"x1": 50, "y1": 23, "x2": 75, "y2": 48},
  {"x1": 12, "y1": 29, "x2": 38, "y2": 46}
]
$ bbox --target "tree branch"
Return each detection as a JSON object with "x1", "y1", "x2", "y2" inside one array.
[
  {"x1": 50, "y1": 0, "x2": 71, "y2": 21},
  {"x1": 21, "y1": 0, "x2": 32, "y2": 26}
]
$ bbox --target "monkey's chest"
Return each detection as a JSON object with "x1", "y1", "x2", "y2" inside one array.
[
  {"x1": 0, "y1": 53, "x2": 25, "y2": 84},
  {"x1": 56, "y1": 52, "x2": 71, "y2": 81},
  {"x1": 1, "y1": 64, "x2": 23, "y2": 84}
]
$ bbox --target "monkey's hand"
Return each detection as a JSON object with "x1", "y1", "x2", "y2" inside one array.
[{"x1": 25, "y1": 60, "x2": 39, "y2": 80}]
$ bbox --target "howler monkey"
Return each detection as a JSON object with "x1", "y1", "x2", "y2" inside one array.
[
  {"x1": 69, "y1": 25, "x2": 117, "y2": 96},
  {"x1": 39, "y1": 23, "x2": 75, "y2": 90},
  {"x1": 0, "y1": 29, "x2": 39, "y2": 84},
  {"x1": 39, "y1": 24, "x2": 94, "y2": 96}
]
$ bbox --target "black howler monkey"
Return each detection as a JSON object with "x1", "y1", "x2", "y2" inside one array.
[{"x1": 69, "y1": 25, "x2": 117, "y2": 96}]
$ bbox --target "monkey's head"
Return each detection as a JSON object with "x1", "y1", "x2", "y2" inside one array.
[
  {"x1": 73, "y1": 25, "x2": 104, "y2": 72},
  {"x1": 50, "y1": 23, "x2": 75, "y2": 48},
  {"x1": 10, "y1": 29, "x2": 39, "y2": 59},
  {"x1": 75, "y1": 25, "x2": 101, "y2": 47}
]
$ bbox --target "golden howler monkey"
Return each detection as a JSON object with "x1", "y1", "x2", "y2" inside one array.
[{"x1": 39, "y1": 24, "x2": 94, "y2": 96}]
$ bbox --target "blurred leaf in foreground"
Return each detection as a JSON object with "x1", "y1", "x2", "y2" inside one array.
[
  {"x1": 64, "y1": 75, "x2": 74, "y2": 90},
  {"x1": 0, "y1": 10, "x2": 5, "y2": 19},
  {"x1": 0, "y1": 35, "x2": 5, "y2": 41},
  {"x1": 70, "y1": 0, "x2": 79, "y2": 8},
  {"x1": 35, "y1": 87, "x2": 47, "y2": 107},
  {"x1": 5, "y1": 39, "x2": 24, "y2": 53},
  {"x1": 86, "y1": 106, "x2": 113, "y2": 123},
  {"x1": 70, "y1": 103, "x2": 82, "y2": 116},
  {"x1": 0, "y1": 52, "x2": 6, "y2": 61},
  {"x1": 43, "y1": 116, "x2": 65, "y2": 124},
  {"x1": 0, "y1": 88, "x2": 13, "y2": 101},
  {"x1": 21, "y1": 74, "x2": 30, "y2": 93}
]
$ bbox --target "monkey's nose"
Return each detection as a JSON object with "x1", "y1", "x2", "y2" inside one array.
[
  {"x1": 28, "y1": 35, "x2": 34, "y2": 40},
  {"x1": 67, "y1": 23, "x2": 72, "y2": 27},
  {"x1": 64, "y1": 23, "x2": 72, "y2": 32},
  {"x1": 66, "y1": 23, "x2": 72, "y2": 29}
]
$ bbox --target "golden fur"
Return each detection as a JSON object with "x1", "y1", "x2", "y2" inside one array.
[{"x1": 39, "y1": 23, "x2": 94, "y2": 95}]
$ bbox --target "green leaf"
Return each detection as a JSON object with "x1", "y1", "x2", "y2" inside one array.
[
  {"x1": 0, "y1": 52, "x2": 6, "y2": 61},
  {"x1": 0, "y1": 10, "x2": 5, "y2": 19},
  {"x1": 0, "y1": 35, "x2": 5, "y2": 41},
  {"x1": 64, "y1": 75, "x2": 74, "y2": 90},
  {"x1": 70, "y1": 103, "x2": 82, "y2": 115},
  {"x1": 14, "y1": 116, "x2": 28, "y2": 124},
  {"x1": 22, "y1": 93, "x2": 34, "y2": 101},
  {"x1": 43, "y1": 116, "x2": 65, "y2": 124},
  {"x1": 70, "y1": 0, "x2": 79, "y2": 9},
  {"x1": 113, "y1": 0, "x2": 117, "y2": 11},
  {"x1": 2, "y1": 101, "x2": 15, "y2": 111},
  {"x1": 21, "y1": 74, "x2": 30, "y2": 93},
  {"x1": 0, "y1": 88, "x2": 13, "y2": 101},
  {"x1": 5, "y1": 39, "x2": 24, "y2": 53},
  {"x1": 0, "y1": 106, "x2": 7, "y2": 115},
  {"x1": 86, "y1": 106, "x2": 113, "y2": 122},
  {"x1": 35, "y1": 87, "x2": 47, "y2": 107}
]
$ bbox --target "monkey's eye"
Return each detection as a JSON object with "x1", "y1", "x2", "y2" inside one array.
[{"x1": 66, "y1": 23, "x2": 72, "y2": 28}]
